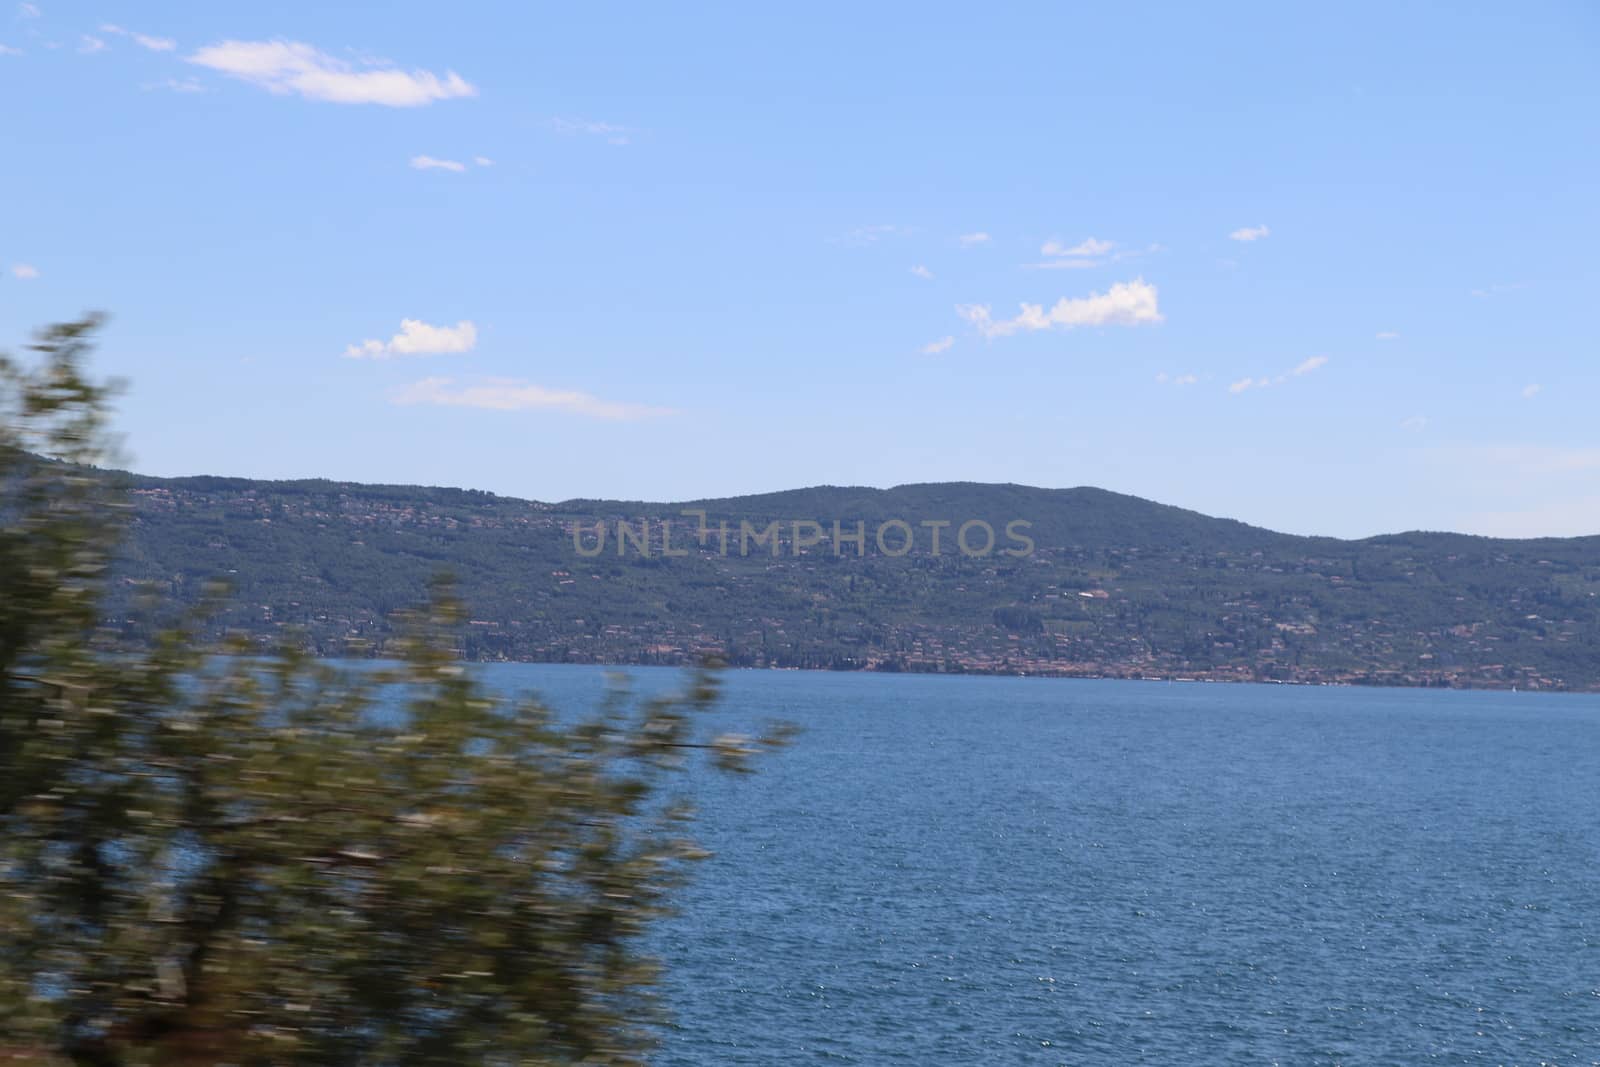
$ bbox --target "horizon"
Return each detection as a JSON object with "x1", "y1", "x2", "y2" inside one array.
[
  {"x1": 4, "y1": 1, "x2": 1597, "y2": 539},
  {"x1": 114, "y1": 460, "x2": 1600, "y2": 544}
]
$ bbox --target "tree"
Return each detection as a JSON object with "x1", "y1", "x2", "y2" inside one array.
[
  {"x1": 0, "y1": 318, "x2": 787, "y2": 1065},
  {"x1": 0, "y1": 315, "x2": 127, "y2": 818}
]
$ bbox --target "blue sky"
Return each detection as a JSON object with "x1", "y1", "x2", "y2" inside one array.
[{"x1": 2, "y1": 1, "x2": 1596, "y2": 538}]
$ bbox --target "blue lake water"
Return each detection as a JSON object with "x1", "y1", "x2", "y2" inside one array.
[{"x1": 474, "y1": 665, "x2": 1600, "y2": 1065}]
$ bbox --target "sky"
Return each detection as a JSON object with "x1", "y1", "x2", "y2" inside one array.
[{"x1": 2, "y1": 1, "x2": 1597, "y2": 539}]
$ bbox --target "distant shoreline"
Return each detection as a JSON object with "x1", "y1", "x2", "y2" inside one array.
[
  {"x1": 313, "y1": 651, "x2": 1597, "y2": 696},
  {"x1": 114, "y1": 474, "x2": 1600, "y2": 695}
]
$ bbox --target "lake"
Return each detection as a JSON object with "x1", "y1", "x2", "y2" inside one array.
[{"x1": 475, "y1": 665, "x2": 1600, "y2": 1065}]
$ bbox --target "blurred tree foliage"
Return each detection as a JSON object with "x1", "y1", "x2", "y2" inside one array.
[{"x1": 0, "y1": 318, "x2": 786, "y2": 1065}]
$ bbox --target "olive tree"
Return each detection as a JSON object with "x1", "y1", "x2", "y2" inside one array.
[{"x1": 0, "y1": 318, "x2": 785, "y2": 1065}]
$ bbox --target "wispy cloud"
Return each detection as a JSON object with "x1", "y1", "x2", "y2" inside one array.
[
  {"x1": 1522, "y1": 383, "x2": 1542, "y2": 399},
  {"x1": 1376, "y1": 331, "x2": 1399, "y2": 340},
  {"x1": 921, "y1": 336, "x2": 954, "y2": 355},
  {"x1": 100, "y1": 23, "x2": 175, "y2": 51},
  {"x1": 1042, "y1": 237, "x2": 1112, "y2": 258},
  {"x1": 10, "y1": 263, "x2": 39, "y2": 279},
  {"x1": 834, "y1": 224, "x2": 912, "y2": 246},
  {"x1": 472, "y1": 155, "x2": 493, "y2": 167},
  {"x1": 1471, "y1": 281, "x2": 1530, "y2": 299},
  {"x1": 77, "y1": 34, "x2": 106, "y2": 54},
  {"x1": 957, "y1": 232, "x2": 991, "y2": 247},
  {"x1": 1229, "y1": 355, "x2": 1329, "y2": 393},
  {"x1": 1156, "y1": 372, "x2": 1198, "y2": 386},
  {"x1": 18, "y1": 3, "x2": 39, "y2": 18},
  {"x1": 0, "y1": 42, "x2": 21, "y2": 55},
  {"x1": 344, "y1": 319, "x2": 477, "y2": 359},
  {"x1": 410, "y1": 154, "x2": 465, "y2": 173},
  {"x1": 547, "y1": 117, "x2": 630, "y2": 144},
  {"x1": 1229, "y1": 224, "x2": 1270, "y2": 242},
  {"x1": 910, "y1": 264, "x2": 933, "y2": 280},
  {"x1": 1027, "y1": 257, "x2": 1102, "y2": 270},
  {"x1": 1029, "y1": 236, "x2": 1114, "y2": 270},
  {"x1": 1026, "y1": 239, "x2": 1161, "y2": 271},
  {"x1": 188, "y1": 40, "x2": 475, "y2": 107},
  {"x1": 143, "y1": 76, "x2": 204, "y2": 93},
  {"x1": 955, "y1": 279, "x2": 1163, "y2": 338},
  {"x1": 1401, "y1": 415, "x2": 1428, "y2": 432},
  {"x1": 392, "y1": 377, "x2": 673, "y2": 420}
]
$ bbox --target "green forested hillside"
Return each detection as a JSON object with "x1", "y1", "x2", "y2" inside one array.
[{"x1": 106, "y1": 472, "x2": 1600, "y2": 690}]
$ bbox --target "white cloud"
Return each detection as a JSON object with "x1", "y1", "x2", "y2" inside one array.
[
  {"x1": 921, "y1": 336, "x2": 954, "y2": 355},
  {"x1": 1028, "y1": 257, "x2": 1102, "y2": 270},
  {"x1": 910, "y1": 264, "x2": 933, "y2": 280},
  {"x1": 344, "y1": 319, "x2": 477, "y2": 359},
  {"x1": 144, "y1": 76, "x2": 204, "y2": 93},
  {"x1": 1376, "y1": 331, "x2": 1399, "y2": 340},
  {"x1": 1522, "y1": 383, "x2": 1542, "y2": 399},
  {"x1": 10, "y1": 263, "x2": 39, "y2": 279},
  {"x1": 1156, "y1": 372, "x2": 1198, "y2": 386},
  {"x1": 1042, "y1": 237, "x2": 1113, "y2": 258},
  {"x1": 835, "y1": 224, "x2": 911, "y2": 246},
  {"x1": 1027, "y1": 237, "x2": 1164, "y2": 273},
  {"x1": 955, "y1": 278, "x2": 1163, "y2": 338},
  {"x1": 18, "y1": 3, "x2": 39, "y2": 17},
  {"x1": 1229, "y1": 357, "x2": 1327, "y2": 393},
  {"x1": 410, "y1": 154, "x2": 465, "y2": 173},
  {"x1": 1471, "y1": 281, "x2": 1530, "y2": 299},
  {"x1": 0, "y1": 41, "x2": 20, "y2": 55},
  {"x1": 187, "y1": 40, "x2": 475, "y2": 107},
  {"x1": 957, "y1": 232, "x2": 990, "y2": 247},
  {"x1": 548, "y1": 117, "x2": 630, "y2": 144},
  {"x1": 1229, "y1": 224, "x2": 1270, "y2": 242},
  {"x1": 101, "y1": 24, "x2": 176, "y2": 51},
  {"x1": 392, "y1": 377, "x2": 672, "y2": 420},
  {"x1": 472, "y1": 155, "x2": 493, "y2": 167},
  {"x1": 1401, "y1": 415, "x2": 1428, "y2": 432},
  {"x1": 77, "y1": 35, "x2": 106, "y2": 54},
  {"x1": 1027, "y1": 236, "x2": 1116, "y2": 271},
  {"x1": 1031, "y1": 241, "x2": 1162, "y2": 271}
]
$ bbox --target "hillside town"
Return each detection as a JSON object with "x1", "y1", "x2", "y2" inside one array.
[{"x1": 117, "y1": 477, "x2": 1600, "y2": 692}]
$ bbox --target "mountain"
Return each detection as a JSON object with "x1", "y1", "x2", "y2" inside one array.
[{"x1": 106, "y1": 472, "x2": 1600, "y2": 690}]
